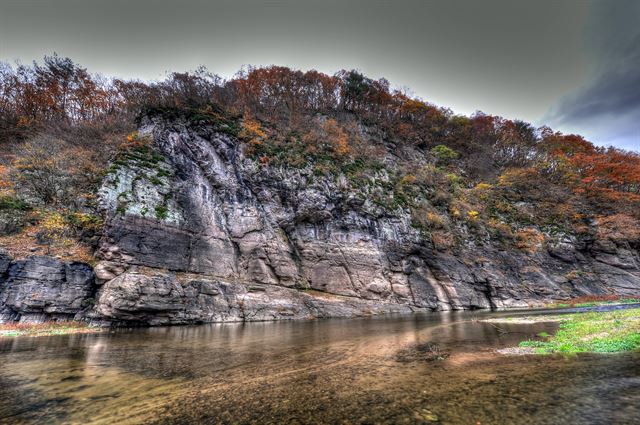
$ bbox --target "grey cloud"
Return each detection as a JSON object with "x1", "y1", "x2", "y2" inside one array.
[{"x1": 545, "y1": 0, "x2": 640, "y2": 151}]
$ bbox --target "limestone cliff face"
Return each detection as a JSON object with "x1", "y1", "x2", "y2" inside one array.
[{"x1": 1, "y1": 116, "x2": 639, "y2": 325}]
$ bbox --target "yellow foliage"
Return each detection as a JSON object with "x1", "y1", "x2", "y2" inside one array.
[
  {"x1": 474, "y1": 182, "x2": 493, "y2": 191},
  {"x1": 400, "y1": 175, "x2": 417, "y2": 185},
  {"x1": 41, "y1": 211, "x2": 67, "y2": 232},
  {"x1": 498, "y1": 167, "x2": 539, "y2": 187},
  {"x1": 411, "y1": 207, "x2": 448, "y2": 231},
  {"x1": 240, "y1": 119, "x2": 268, "y2": 158},
  {"x1": 467, "y1": 210, "x2": 480, "y2": 220},
  {"x1": 426, "y1": 212, "x2": 442, "y2": 226},
  {"x1": 240, "y1": 119, "x2": 267, "y2": 140}
]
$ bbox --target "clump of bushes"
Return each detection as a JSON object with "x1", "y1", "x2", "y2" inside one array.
[{"x1": 35, "y1": 210, "x2": 103, "y2": 251}]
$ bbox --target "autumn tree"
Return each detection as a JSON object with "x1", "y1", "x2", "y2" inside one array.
[{"x1": 10, "y1": 134, "x2": 101, "y2": 207}]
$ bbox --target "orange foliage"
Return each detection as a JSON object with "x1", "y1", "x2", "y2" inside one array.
[
  {"x1": 239, "y1": 118, "x2": 268, "y2": 156},
  {"x1": 540, "y1": 132, "x2": 595, "y2": 157},
  {"x1": 515, "y1": 228, "x2": 545, "y2": 252},
  {"x1": 322, "y1": 119, "x2": 350, "y2": 156},
  {"x1": 595, "y1": 214, "x2": 640, "y2": 243},
  {"x1": 0, "y1": 165, "x2": 14, "y2": 194},
  {"x1": 572, "y1": 148, "x2": 640, "y2": 194}
]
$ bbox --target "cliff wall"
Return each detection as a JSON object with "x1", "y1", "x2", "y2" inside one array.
[{"x1": 1, "y1": 116, "x2": 638, "y2": 325}]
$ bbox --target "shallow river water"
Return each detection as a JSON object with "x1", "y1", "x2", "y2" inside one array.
[{"x1": 1, "y1": 308, "x2": 639, "y2": 424}]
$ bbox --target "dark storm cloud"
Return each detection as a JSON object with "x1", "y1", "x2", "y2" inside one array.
[{"x1": 545, "y1": 0, "x2": 640, "y2": 151}]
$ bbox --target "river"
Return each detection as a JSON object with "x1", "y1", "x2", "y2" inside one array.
[{"x1": 1, "y1": 308, "x2": 639, "y2": 424}]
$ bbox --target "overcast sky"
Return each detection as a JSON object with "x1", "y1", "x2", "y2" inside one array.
[{"x1": 0, "y1": 0, "x2": 637, "y2": 151}]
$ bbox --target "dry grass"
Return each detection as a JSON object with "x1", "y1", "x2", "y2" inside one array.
[
  {"x1": 0, "y1": 224, "x2": 94, "y2": 262},
  {"x1": 548, "y1": 294, "x2": 640, "y2": 308},
  {"x1": 0, "y1": 321, "x2": 101, "y2": 337}
]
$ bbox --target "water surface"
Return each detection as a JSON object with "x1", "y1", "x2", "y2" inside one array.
[{"x1": 1, "y1": 309, "x2": 638, "y2": 424}]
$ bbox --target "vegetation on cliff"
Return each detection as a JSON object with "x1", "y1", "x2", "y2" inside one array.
[{"x1": 0, "y1": 55, "x2": 639, "y2": 260}]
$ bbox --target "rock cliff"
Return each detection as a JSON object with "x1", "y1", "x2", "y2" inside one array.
[{"x1": 1, "y1": 115, "x2": 639, "y2": 325}]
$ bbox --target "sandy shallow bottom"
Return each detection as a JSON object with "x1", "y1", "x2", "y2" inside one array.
[{"x1": 1, "y1": 309, "x2": 639, "y2": 424}]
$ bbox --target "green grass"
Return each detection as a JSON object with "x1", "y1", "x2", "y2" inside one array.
[{"x1": 518, "y1": 307, "x2": 640, "y2": 354}]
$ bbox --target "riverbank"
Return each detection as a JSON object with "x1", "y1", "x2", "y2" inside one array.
[
  {"x1": 495, "y1": 306, "x2": 640, "y2": 355},
  {"x1": 545, "y1": 295, "x2": 640, "y2": 309},
  {"x1": 0, "y1": 321, "x2": 102, "y2": 338}
]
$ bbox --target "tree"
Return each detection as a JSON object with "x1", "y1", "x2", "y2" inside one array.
[{"x1": 10, "y1": 133, "x2": 99, "y2": 207}]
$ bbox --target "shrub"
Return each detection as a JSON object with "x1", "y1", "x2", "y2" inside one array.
[
  {"x1": 155, "y1": 205, "x2": 169, "y2": 220},
  {"x1": 430, "y1": 145, "x2": 459, "y2": 164},
  {"x1": 36, "y1": 211, "x2": 70, "y2": 247},
  {"x1": 0, "y1": 195, "x2": 30, "y2": 211},
  {"x1": 411, "y1": 206, "x2": 449, "y2": 231},
  {"x1": 487, "y1": 219, "x2": 514, "y2": 242},
  {"x1": 431, "y1": 230, "x2": 454, "y2": 251},
  {"x1": 515, "y1": 228, "x2": 545, "y2": 252}
]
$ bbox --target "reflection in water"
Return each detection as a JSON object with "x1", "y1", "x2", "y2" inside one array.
[{"x1": 1, "y1": 310, "x2": 639, "y2": 424}]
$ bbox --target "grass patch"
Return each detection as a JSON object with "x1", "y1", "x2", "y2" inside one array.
[
  {"x1": 0, "y1": 321, "x2": 101, "y2": 338},
  {"x1": 547, "y1": 295, "x2": 640, "y2": 309},
  {"x1": 518, "y1": 307, "x2": 640, "y2": 354}
]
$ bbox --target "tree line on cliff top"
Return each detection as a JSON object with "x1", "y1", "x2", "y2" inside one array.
[{"x1": 0, "y1": 55, "x2": 638, "y2": 257}]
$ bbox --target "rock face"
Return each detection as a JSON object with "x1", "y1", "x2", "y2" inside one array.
[
  {"x1": 91, "y1": 267, "x2": 414, "y2": 326},
  {"x1": 0, "y1": 251, "x2": 96, "y2": 323},
  {"x1": 87, "y1": 116, "x2": 639, "y2": 325},
  {"x1": 1, "y1": 115, "x2": 639, "y2": 325}
]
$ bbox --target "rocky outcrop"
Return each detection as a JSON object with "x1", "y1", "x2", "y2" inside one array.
[
  {"x1": 0, "y1": 251, "x2": 96, "y2": 323},
  {"x1": 90, "y1": 267, "x2": 414, "y2": 326},
  {"x1": 1, "y1": 115, "x2": 639, "y2": 326}
]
